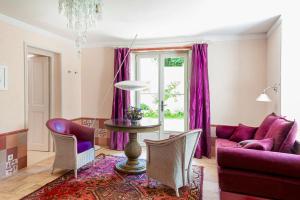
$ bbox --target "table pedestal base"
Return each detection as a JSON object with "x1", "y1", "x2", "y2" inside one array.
[
  {"x1": 115, "y1": 159, "x2": 146, "y2": 174},
  {"x1": 115, "y1": 132, "x2": 146, "y2": 174}
]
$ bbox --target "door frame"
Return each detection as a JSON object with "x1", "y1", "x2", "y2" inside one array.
[
  {"x1": 24, "y1": 43, "x2": 59, "y2": 152},
  {"x1": 134, "y1": 51, "x2": 189, "y2": 139}
]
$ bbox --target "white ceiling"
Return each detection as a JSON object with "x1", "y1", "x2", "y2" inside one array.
[{"x1": 0, "y1": 0, "x2": 283, "y2": 45}]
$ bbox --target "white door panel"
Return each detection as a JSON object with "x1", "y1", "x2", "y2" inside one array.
[
  {"x1": 28, "y1": 56, "x2": 50, "y2": 151},
  {"x1": 135, "y1": 54, "x2": 160, "y2": 146}
]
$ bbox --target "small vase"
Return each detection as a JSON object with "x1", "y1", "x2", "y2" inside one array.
[{"x1": 130, "y1": 119, "x2": 140, "y2": 125}]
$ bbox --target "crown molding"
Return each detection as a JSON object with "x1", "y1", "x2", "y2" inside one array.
[
  {"x1": 0, "y1": 12, "x2": 268, "y2": 49},
  {"x1": 0, "y1": 13, "x2": 74, "y2": 45},
  {"x1": 82, "y1": 33, "x2": 267, "y2": 49},
  {"x1": 267, "y1": 17, "x2": 282, "y2": 38}
]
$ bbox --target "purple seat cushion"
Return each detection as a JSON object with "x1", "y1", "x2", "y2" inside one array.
[
  {"x1": 254, "y1": 113, "x2": 279, "y2": 140},
  {"x1": 216, "y1": 138, "x2": 239, "y2": 148},
  {"x1": 229, "y1": 124, "x2": 257, "y2": 142},
  {"x1": 77, "y1": 140, "x2": 93, "y2": 153},
  {"x1": 264, "y1": 118, "x2": 294, "y2": 152},
  {"x1": 243, "y1": 138, "x2": 274, "y2": 151}
]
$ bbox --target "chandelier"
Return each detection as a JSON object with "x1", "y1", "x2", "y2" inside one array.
[{"x1": 59, "y1": 0, "x2": 102, "y2": 48}]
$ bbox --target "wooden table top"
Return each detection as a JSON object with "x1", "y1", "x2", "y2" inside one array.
[{"x1": 104, "y1": 119, "x2": 161, "y2": 133}]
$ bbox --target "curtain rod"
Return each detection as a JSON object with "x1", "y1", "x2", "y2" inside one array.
[
  {"x1": 131, "y1": 46, "x2": 192, "y2": 52},
  {"x1": 131, "y1": 41, "x2": 210, "y2": 52}
]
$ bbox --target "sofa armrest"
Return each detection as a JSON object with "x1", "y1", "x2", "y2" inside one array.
[
  {"x1": 217, "y1": 147, "x2": 300, "y2": 178},
  {"x1": 216, "y1": 125, "x2": 238, "y2": 139}
]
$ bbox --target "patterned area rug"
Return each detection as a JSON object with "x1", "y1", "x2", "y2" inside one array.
[{"x1": 22, "y1": 155, "x2": 203, "y2": 200}]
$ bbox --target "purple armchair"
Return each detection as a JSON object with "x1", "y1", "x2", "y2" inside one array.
[{"x1": 46, "y1": 118, "x2": 95, "y2": 178}]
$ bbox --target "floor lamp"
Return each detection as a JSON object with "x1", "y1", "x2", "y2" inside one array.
[
  {"x1": 91, "y1": 34, "x2": 148, "y2": 149},
  {"x1": 256, "y1": 83, "x2": 280, "y2": 102}
]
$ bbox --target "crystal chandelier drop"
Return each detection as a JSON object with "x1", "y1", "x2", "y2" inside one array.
[{"x1": 59, "y1": 0, "x2": 102, "y2": 48}]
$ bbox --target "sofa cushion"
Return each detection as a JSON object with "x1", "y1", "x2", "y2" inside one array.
[
  {"x1": 254, "y1": 113, "x2": 279, "y2": 140},
  {"x1": 243, "y1": 138, "x2": 274, "y2": 151},
  {"x1": 216, "y1": 138, "x2": 238, "y2": 148},
  {"x1": 229, "y1": 124, "x2": 257, "y2": 142},
  {"x1": 279, "y1": 121, "x2": 298, "y2": 153},
  {"x1": 216, "y1": 125, "x2": 237, "y2": 139},
  {"x1": 264, "y1": 118, "x2": 294, "y2": 152},
  {"x1": 77, "y1": 140, "x2": 93, "y2": 153}
]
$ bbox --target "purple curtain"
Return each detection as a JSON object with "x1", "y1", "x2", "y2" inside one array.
[
  {"x1": 189, "y1": 44, "x2": 211, "y2": 158},
  {"x1": 110, "y1": 48, "x2": 130, "y2": 150}
]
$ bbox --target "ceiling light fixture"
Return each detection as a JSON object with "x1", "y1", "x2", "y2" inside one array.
[{"x1": 58, "y1": 0, "x2": 103, "y2": 48}]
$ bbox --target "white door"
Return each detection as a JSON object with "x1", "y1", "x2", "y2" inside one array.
[
  {"x1": 160, "y1": 52, "x2": 188, "y2": 137},
  {"x1": 28, "y1": 56, "x2": 50, "y2": 151},
  {"x1": 134, "y1": 52, "x2": 188, "y2": 145},
  {"x1": 136, "y1": 54, "x2": 160, "y2": 145}
]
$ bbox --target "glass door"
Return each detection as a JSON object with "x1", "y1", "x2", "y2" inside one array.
[
  {"x1": 135, "y1": 54, "x2": 160, "y2": 145},
  {"x1": 134, "y1": 52, "x2": 188, "y2": 144},
  {"x1": 160, "y1": 53, "x2": 188, "y2": 138}
]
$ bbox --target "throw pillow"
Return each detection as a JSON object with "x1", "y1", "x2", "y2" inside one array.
[
  {"x1": 264, "y1": 118, "x2": 293, "y2": 152},
  {"x1": 254, "y1": 113, "x2": 279, "y2": 140},
  {"x1": 238, "y1": 139, "x2": 257, "y2": 147},
  {"x1": 279, "y1": 121, "x2": 298, "y2": 153},
  {"x1": 243, "y1": 138, "x2": 274, "y2": 151},
  {"x1": 216, "y1": 125, "x2": 237, "y2": 139},
  {"x1": 229, "y1": 124, "x2": 257, "y2": 142}
]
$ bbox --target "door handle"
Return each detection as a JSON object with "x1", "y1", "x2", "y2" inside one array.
[{"x1": 161, "y1": 101, "x2": 167, "y2": 112}]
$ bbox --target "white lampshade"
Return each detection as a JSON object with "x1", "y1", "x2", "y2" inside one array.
[
  {"x1": 114, "y1": 80, "x2": 148, "y2": 91},
  {"x1": 256, "y1": 93, "x2": 271, "y2": 102}
]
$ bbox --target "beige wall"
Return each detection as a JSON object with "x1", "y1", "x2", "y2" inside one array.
[
  {"x1": 281, "y1": 8, "x2": 300, "y2": 139},
  {"x1": 209, "y1": 39, "x2": 267, "y2": 126},
  {"x1": 266, "y1": 22, "x2": 281, "y2": 114},
  {"x1": 81, "y1": 39, "x2": 268, "y2": 127},
  {"x1": 81, "y1": 47, "x2": 114, "y2": 118},
  {"x1": 0, "y1": 19, "x2": 81, "y2": 133}
]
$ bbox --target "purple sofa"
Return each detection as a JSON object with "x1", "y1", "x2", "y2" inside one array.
[{"x1": 216, "y1": 114, "x2": 300, "y2": 200}]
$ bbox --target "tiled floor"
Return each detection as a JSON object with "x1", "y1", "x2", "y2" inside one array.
[{"x1": 0, "y1": 148, "x2": 220, "y2": 200}]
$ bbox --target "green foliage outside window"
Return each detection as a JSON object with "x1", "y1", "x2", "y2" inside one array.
[
  {"x1": 164, "y1": 57, "x2": 184, "y2": 67},
  {"x1": 140, "y1": 81, "x2": 184, "y2": 119}
]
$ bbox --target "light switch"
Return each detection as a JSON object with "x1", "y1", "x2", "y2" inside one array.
[{"x1": 7, "y1": 154, "x2": 13, "y2": 161}]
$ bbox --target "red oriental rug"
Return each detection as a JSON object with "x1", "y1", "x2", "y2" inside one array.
[{"x1": 22, "y1": 155, "x2": 203, "y2": 200}]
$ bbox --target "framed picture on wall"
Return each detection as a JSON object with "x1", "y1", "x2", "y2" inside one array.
[{"x1": 0, "y1": 65, "x2": 8, "y2": 90}]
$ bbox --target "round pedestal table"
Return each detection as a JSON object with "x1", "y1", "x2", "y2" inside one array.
[{"x1": 104, "y1": 119, "x2": 161, "y2": 174}]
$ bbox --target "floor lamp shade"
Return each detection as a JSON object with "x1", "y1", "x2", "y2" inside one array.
[{"x1": 114, "y1": 80, "x2": 148, "y2": 91}]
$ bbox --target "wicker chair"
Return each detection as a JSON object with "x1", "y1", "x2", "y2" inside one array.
[
  {"x1": 46, "y1": 118, "x2": 95, "y2": 178},
  {"x1": 144, "y1": 129, "x2": 202, "y2": 197}
]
